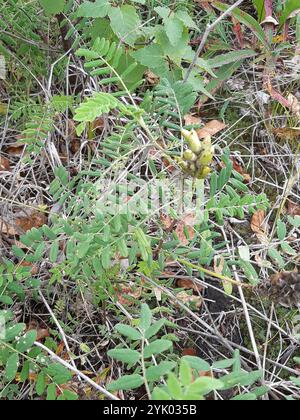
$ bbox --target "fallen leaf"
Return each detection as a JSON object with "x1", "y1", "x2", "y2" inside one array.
[
  {"x1": 0, "y1": 210, "x2": 46, "y2": 236},
  {"x1": 0, "y1": 155, "x2": 11, "y2": 171},
  {"x1": 145, "y1": 70, "x2": 160, "y2": 85},
  {"x1": 92, "y1": 117, "x2": 105, "y2": 131},
  {"x1": 194, "y1": 0, "x2": 214, "y2": 12},
  {"x1": 287, "y1": 201, "x2": 300, "y2": 216},
  {"x1": 15, "y1": 211, "x2": 46, "y2": 232},
  {"x1": 115, "y1": 283, "x2": 142, "y2": 306},
  {"x1": 251, "y1": 210, "x2": 269, "y2": 244},
  {"x1": 231, "y1": 158, "x2": 251, "y2": 182},
  {"x1": 0, "y1": 218, "x2": 19, "y2": 235},
  {"x1": 160, "y1": 213, "x2": 174, "y2": 230},
  {"x1": 175, "y1": 213, "x2": 196, "y2": 245},
  {"x1": 5, "y1": 142, "x2": 25, "y2": 156},
  {"x1": 273, "y1": 127, "x2": 300, "y2": 140},
  {"x1": 196, "y1": 120, "x2": 226, "y2": 139},
  {"x1": 177, "y1": 278, "x2": 204, "y2": 293},
  {"x1": 19, "y1": 261, "x2": 39, "y2": 275},
  {"x1": 250, "y1": 210, "x2": 266, "y2": 234},
  {"x1": 184, "y1": 114, "x2": 202, "y2": 127},
  {"x1": 56, "y1": 342, "x2": 66, "y2": 357},
  {"x1": 182, "y1": 348, "x2": 197, "y2": 356},
  {"x1": 26, "y1": 320, "x2": 50, "y2": 342},
  {"x1": 287, "y1": 93, "x2": 300, "y2": 118},
  {"x1": 175, "y1": 291, "x2": 202, "y2": 309}
]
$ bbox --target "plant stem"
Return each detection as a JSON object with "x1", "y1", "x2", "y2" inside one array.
[{"x1": 141, "y1": 336, "x2": 151, "y2": 399}]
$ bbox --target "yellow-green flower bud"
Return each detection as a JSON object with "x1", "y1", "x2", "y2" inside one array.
[
  {"x1": 201, "y1": 135, "x2": 212, "y2": 151},
  {"x1": 183, "y1": 149, "x2": 197, "y2": 161},
  {"x1": 189, "y1": 162, "x2": 196, "y2": 173},
  {"x1": 181, "y1": 129, "x2": 202, "y2": 154},
  {"x1": 197, "y1": 151, "x2": 213, "y2": 166},
  {"x1": 196, "y1": 166, "x2": 211, "y2": 179}
]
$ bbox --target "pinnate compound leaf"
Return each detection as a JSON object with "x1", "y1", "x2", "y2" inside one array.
[{"x1": 74, "y1": 93, "x2": 120, "y2": 122}]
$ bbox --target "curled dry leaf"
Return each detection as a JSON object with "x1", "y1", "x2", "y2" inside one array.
[
  {"x1": 287, "y1": 94, "x2": 300, "y2": 118},
  {"x1": 175, "y1": 291, "x2": 202, "y2": 309},
  {"x1": 145, "y1": 70, "x2": 160, "y2": 85},
  {"x1": 0, "y1": 210, "x2": 46, "y2": 236},
  {"x1": 196, "y1": 120, "x2": 226, "y2": 139},
  {"x1": 26, "y1": 320, "x2": 50, "y2": 342},
  {"x1": 182, "y1": 348, "x2": 197, "y2": 356},
  {"x1": 184, "y1": 114, "x2": 202, "y2": 127},
  {"x1": 160, "y1": 212, "x2": 174, "y2": 230},
  {"x1": 273, "y1": 127, "x2": 300, "y2": 140},
  {"x1": 177, "y1": 278, "x2": 204, "y2": 294},
  {"x1": 231, "y1": 158, "x2": 251, "y2": 182},
  {"x1": 251, "y1": 210, "x2": 269, "y2": 244},
  {"x1": 287, "y1": 201, "x2": 300, "y2": 216},
  {"x1": 115, "y1": 283, "x2": 142, "y2": 306},
  {"x1": 5, "y1": 142, "x2": 25, "y2": 156},
  {"x1": 0, "y1": 155, "x2": 11, "y2": 171},
  {"x1": 250, "y1": 210, "x2": 266, "y2": 234},
  {"x1": 175, "y1": 213, "x2": 196, "y2": 245}
]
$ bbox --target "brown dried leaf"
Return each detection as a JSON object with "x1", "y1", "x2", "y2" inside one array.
[
  {"x1": 175, "y1": 213, "x2": 196, "y2": 245},
  {"x1": 287, "y1": 201, "x2": 300, "y2": 216},
  {"x1": 19, "y1": 261, "x2": 39, "y2": 275},
  {"x1": 27, "y1": 321, "x2": 50, "y2": 342},
  {"x1": 0, "y1": 210, "x2": 46, "y2": 236},
  {"x1": 184, "y1": 114, "x2": 202, "y2": 127},
  {"x1": 182, "y1": 348, "x2": 197, "y2": 356},
  {"x1": 5, "y1": 143, "x2": 25, "y2": 156},
  {"x1": 250, "y1": 210, "x2": 266, "y2": 234},
  {"x1": 160, "y1": 213, "x2": 174, "y2": 230},
  {"x1": 196, "y1": 120, "x2": 226, "y2": 139},
  {"x1": 15, "y1": 211, "x2": 46, "y2": 232},
  {"x1": 273, "y1": 127, "x2": 300, "y2": 140},
  {"x1": 0, "y1": 218, "x2": 19, "y2": 235},
  {"x1": 177, "y1": 278, "x2": 204, "y2": 293},
  {"x1": 175, "y1": 291, "x2": 202, "y2": 309},
  {"x1": 287, "y1": 94, "x2": 300, "y2": 117},
  {"x1": 145, "y1": 70, "x2": 160, "y2": 85},
  {"x1": 0, "y1": 155, "x2": 11, "y2": 171},
  {"x1": 115, "y1": 283, "x2": 142, "y2": 306},
  {"x1": 92, "y1": 117, "x2": 105, "y2": 131},
  {"x1": 231, "y1": 158, "x2": 251, "y2": 182}
]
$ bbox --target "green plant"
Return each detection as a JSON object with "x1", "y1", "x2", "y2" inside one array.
[{"x1": 107, "y1": 303, "x2": 267, "y2": 400}]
